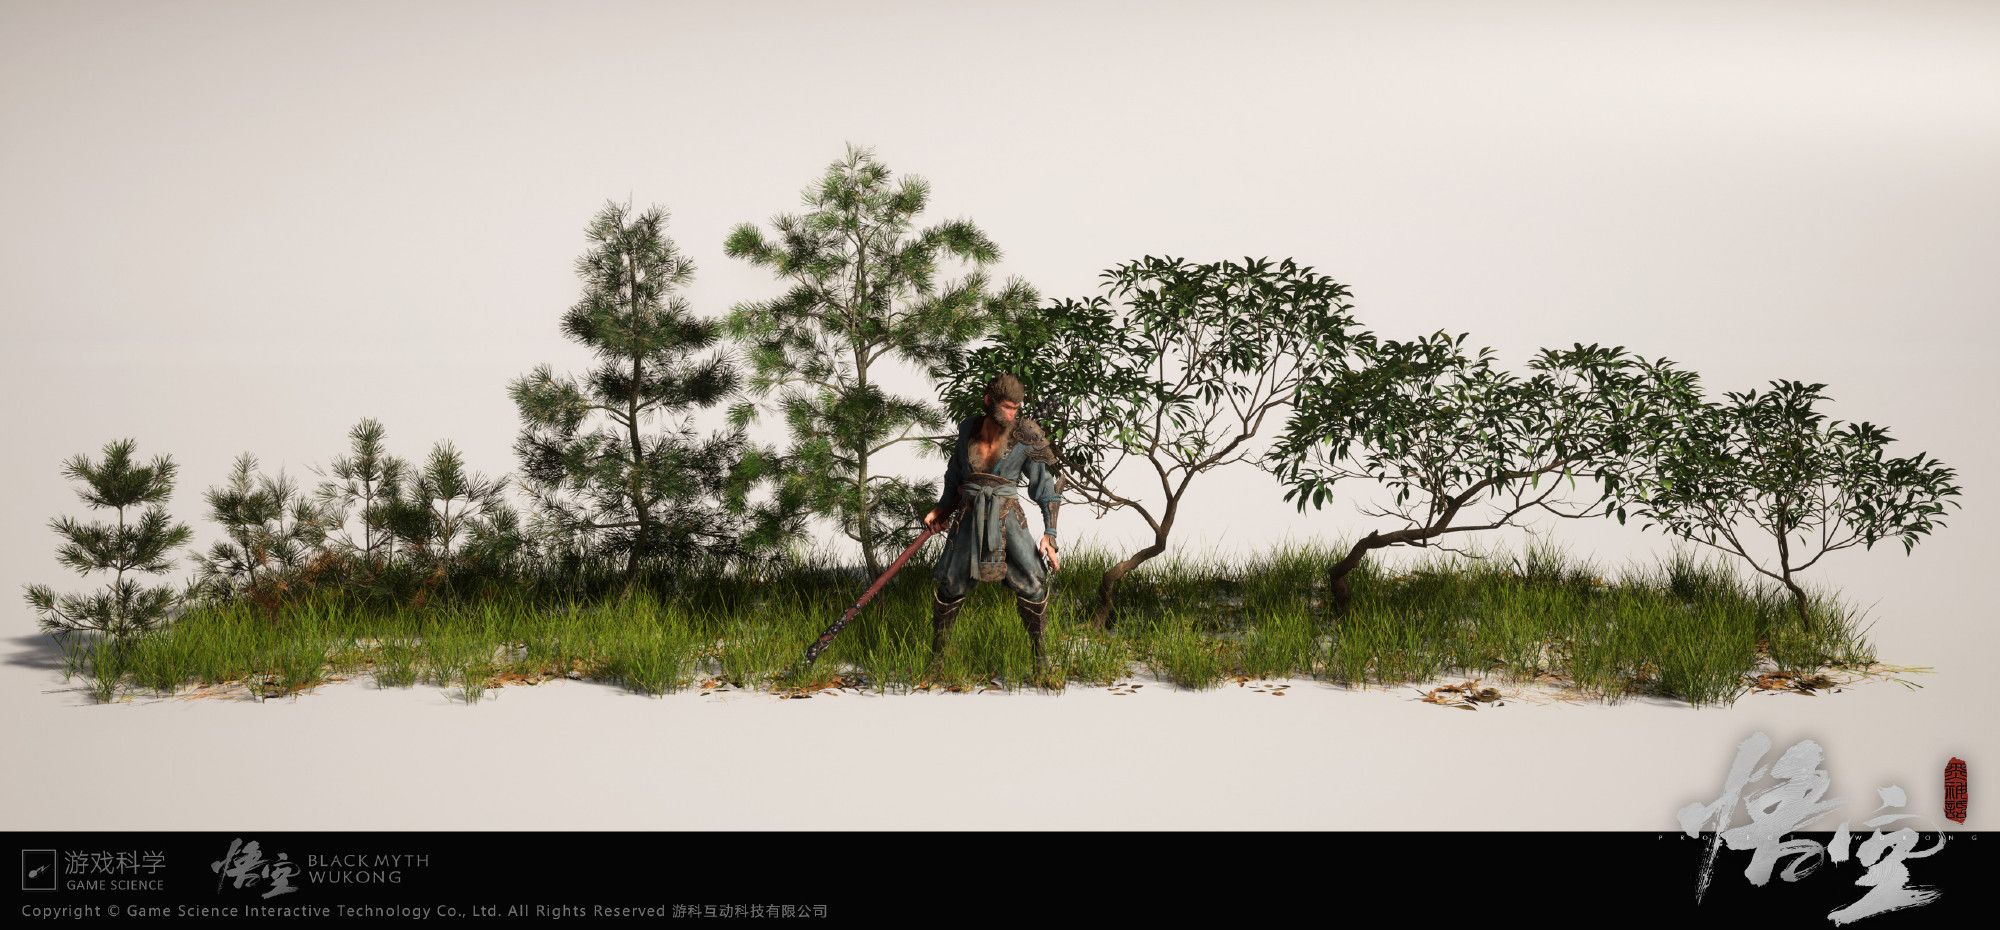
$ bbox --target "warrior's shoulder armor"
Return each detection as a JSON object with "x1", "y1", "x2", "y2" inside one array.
[{"x1": 1011, "y1": 416, "x2": 1060, "y2": 465}]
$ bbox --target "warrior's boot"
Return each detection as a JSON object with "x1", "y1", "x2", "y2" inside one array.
[
  {"x1": 1016, "y1": 592, "x2": 1049, "y2": 670},
  {"x1": 927, "y1": 590, "x2": 967, "y2": 675}
]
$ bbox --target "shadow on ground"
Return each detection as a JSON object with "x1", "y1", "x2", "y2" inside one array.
[{"x1": 4, "y1": 632, "x2": 69, "y2": 673}]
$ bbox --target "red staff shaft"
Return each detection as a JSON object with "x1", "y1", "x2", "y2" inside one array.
[{"x1": 802, "y1": 518, "x2": 948, "y2": 665}]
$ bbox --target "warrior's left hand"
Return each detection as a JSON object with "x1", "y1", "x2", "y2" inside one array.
[{"x1": 1039, "y1": 535, "x2": 1061, "y2": 572}]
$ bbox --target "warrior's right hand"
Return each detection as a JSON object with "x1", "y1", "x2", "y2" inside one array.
[{"x1": 923, "y1": 506, "x2": 944, "y2": 532}]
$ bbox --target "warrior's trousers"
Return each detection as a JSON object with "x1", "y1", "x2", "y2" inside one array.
[{"x1": 928, "y1": 492, "x2": 1050, "y2": 657}]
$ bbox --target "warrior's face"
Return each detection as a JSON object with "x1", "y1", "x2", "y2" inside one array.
[{"x1": 985, "y1": 395, "x2": 1020, "y2": 428}]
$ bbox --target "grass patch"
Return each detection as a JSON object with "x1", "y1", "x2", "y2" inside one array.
[{"x1": 61, "y1": 536, "x2": 1875, "y2": 708}]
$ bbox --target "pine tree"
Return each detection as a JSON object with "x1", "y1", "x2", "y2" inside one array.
[
  {"x1": 512, "y1": 199, "x2": 802, "y2": 591},
  {"x1": 23, "y1": 438, "x2": 196, "y2": 641},
  {"x1": 189, "y1": 451, "x2": 335, "y2": 604},
  {"x1": 308, "y1": 416, "x2": 410, "y2": 571},
  {"x1": 402, "y1": 439, "x2": 509, "y2": 587},
  {"x1": 725, "y1": 145, "x2": 1037, "y2": 578},
  {"x1": 459, "y1": 495, "x2": 530, "y2": 583}
]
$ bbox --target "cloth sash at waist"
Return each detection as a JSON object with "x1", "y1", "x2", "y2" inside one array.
[{"x1": 957, "y1": 473, "x2": 1017, "y2": 582}]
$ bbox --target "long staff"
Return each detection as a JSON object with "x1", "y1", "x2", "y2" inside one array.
[{"x1": 801, "y1": 515, "x2": 953, "y2": 665}]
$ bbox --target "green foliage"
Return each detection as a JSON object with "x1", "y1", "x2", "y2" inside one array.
[
  {"x1": 940, "y1": 254, "x2": 1361, "y2": 621},
  {"x1": 22, "y1": 438, "x2": 195, "y2": 642},
  {"x1": 1628, "y1": 379, "x2": 1961, "y2": 620},
  {"x1": 188, "y1": 451, "x2": 335, "y2": 605},
  {"x1": 458, "y1": 496, "x2": 531, "y2": 582},
  {"x1": 512, "y1": 200, "x2": 803, "y2": 585},
  {"x1": 300, "y1": 417, "x2": 517, "y2": 604},
  {"x1": 725, "y1": 144, "x2": 1037, "y2": 576},
  {"x1": 950, "y1": 256, "x2": 1359, "y2": 505},
  {"x1": 401, "y1": 440, "x2": 510, "y2": 573},
  {"x1": 1267, "y1": 335, "x2": 1702, "y2": 547},
  {"x1": 308, "y1": 416, "x2": 409, "y2": 569}
]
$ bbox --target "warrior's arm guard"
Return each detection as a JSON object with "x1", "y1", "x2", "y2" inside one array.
[
  {"x1": 1025, "y1": 459, "x2": 1063, "y2": 539},
  {"x1": 1019, "y1": 417, "x2": 1066, "y2": 542},
  {"x1": 1037, "y1": 479, "x2": 1064, "y2": 542}
]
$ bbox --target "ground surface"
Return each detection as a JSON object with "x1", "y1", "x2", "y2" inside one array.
[{"x1": 3, "y1": 627, "x2": 1982, "y2": 831}]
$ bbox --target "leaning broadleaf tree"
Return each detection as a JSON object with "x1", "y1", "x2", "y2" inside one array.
[
  {"x1": 941, "y1": 255, "x2": 1362, "y2": 627},
  {"x1": 513, "y1": 200, "x2": 802, "y2": 593},
  {"x1": 725, "y1": 145, "x2": 1037, "y2": 578},
  {"x1": 23, "y1": 438, "x2": 195, "y2": 642},
  {"x1": 1628, "y1": 379, "x2": 1961, "y2": 632},
  {"x1": 1263, "y1": 334, "x2": 1703, "y2": 617}
]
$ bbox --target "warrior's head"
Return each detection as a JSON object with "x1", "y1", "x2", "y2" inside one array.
[{"x1": 982, "y1": 373, "x2": 1025, "y2": 428}]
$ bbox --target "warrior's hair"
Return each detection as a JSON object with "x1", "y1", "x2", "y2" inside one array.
[{"x1": 983, "y1": 373, "x2": 1026, "y2": 408}]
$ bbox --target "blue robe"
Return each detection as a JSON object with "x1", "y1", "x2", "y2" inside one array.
[{"x1": 932, "y1": 414, "x2": 1061, "y2": 601}]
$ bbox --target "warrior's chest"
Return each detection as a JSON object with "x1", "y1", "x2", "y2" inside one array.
[{"x1": 969, "y1": 432, "x2": 1012, "y2": 474}]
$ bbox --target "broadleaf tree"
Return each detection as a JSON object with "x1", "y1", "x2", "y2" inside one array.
[
  {"x1": 1263, "y1": 334, "x2": 1704, "y2": 617},
  {"x1": 941, "y1": 255, "x2": 1362, "y2": 627},
  {"x1": 725, "y1": 145, "x2": 1036, "y2": 579},
  {"x1": 1627, "y1": 379, "x2": 1961, "y2": 632}
]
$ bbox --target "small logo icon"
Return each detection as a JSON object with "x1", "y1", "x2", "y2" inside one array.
[
  {"x1": 1944, "y1": 756, "x2": 1967, "y2": 824},
  {"x1": 22, "y1": 850, "x2": 56, "y2": 891}
]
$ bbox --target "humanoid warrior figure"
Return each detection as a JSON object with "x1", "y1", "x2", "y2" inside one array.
[{"x1": 921, "y1": 373, "x2": 1065, "y2": 669}]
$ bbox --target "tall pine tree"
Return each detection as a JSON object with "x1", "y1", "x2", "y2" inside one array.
[
  {"x1": 512, "y1": 200, "x2": 800, "y2": 591},
  {"x1": 725, "y1": 145, "x2": 1037, "y2": 577}
]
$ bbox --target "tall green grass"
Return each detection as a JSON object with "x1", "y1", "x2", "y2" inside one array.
[{"x1": 58, "y1": 536, "x2": 1875, "y2": 708}]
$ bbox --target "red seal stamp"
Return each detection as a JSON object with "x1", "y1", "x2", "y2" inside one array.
[{"x1": 1943, "y1": 756, "x2": 1967, "y2": 824}]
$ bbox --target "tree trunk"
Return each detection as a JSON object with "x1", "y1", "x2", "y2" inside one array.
[
  {"x1": 113, "y1": 505, "x2": 127, "y2": 635},
  {"x1": 1091, "y1": 542, "x2": 1160, "y2": 630},
  {"x1": 855, "y1": 481, "x2": 880, "y2": 581},
  {"x1": 848, "y1": 212, "x2": 883, "y2": 583},
  {"x1": 1090, "y1": 502, "x2": 1180, "y2": 630},
  {"x1": 853, "y1": 349, "x2": 882, "y2": 581},
  {"x1": 1324, "y1": 532, "x2": 1381, "y2": 621},
  {"x1": 623, "y1": 250, "x2": 650, "y2": 595},
  {"x1": 1782, "y1": 576, "x2": 1813, "y2": 636}
]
